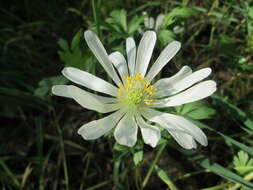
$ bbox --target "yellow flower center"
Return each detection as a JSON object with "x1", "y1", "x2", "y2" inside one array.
[{"x1": 117, "y1": 73, "x2": 157, "y2": 110}]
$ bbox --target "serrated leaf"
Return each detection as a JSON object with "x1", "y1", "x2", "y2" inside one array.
[
  {"x1": 58, "y1": 30, "x2": 90, "y2": 70},
  {"x1": 233, "y1": 151, "x2": 253, "y2": 175}
]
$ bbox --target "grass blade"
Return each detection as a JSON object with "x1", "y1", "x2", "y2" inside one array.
[{"x1": 180, "y1": 150, "x2": 253, "y2": 189}]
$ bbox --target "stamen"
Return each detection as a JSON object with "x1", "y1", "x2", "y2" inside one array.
[{"x1": 117, "y1": 73, "x2": 157, "y2": 109}]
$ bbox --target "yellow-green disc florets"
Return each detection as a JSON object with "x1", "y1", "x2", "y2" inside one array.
[{"x1": 117, "y1": 73, "x2": 157, "y2": 110}]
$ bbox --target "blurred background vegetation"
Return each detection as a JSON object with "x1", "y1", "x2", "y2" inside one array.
[{"x1": 1, "y1": 0, "x2": 253, "y2": 189}]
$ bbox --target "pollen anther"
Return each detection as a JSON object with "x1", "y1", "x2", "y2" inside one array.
[{"x1": 117, "y1": 73, "x2": 157, "y2": 108}]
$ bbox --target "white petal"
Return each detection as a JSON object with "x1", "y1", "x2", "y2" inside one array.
[
  {"x1": 78, "y1": 110, "x2": 125, "y2": 140},
  {"x1": 91, "y1": 95, "x2": 118, "y2": 104},
  {"x1": 126, "y1": 37, "x2": 136, "y2": 76},
  {"x1": 135, "y1": 31, "x2": 156, "y2": 76},
  {"x1": 153, "y1": 80, "x2": 217, "y2": 107},
  {"x1": 155, "y1": 68, "x2": 212, "y2": 97},
  {"x1": 135, "y1": 115, "x2": 160, "y2": 147},
  {"x1": 141, "y1": 108, "x2": 184, "y2": 132},
  {"x1": 166, "y1": 114, "x2": 208, "y2": 146},
  {"x1": 67, "y1": 85, "x2": 120, "y2": 113},
  {"x1": 52, "y1": 85, "x2": 71, "y2": 98},
  {"x1": 146, "y1": 41, "x2": 181, "y2": 81},
  {"x1": 144, "y1": 17, "x2": 150, "y2": 28},
  {"x1": 114, "y1": 113, "x2": 138, "y2": 147},
  {"x1": 109, "y1": 52, "x2": 129, "y2": 80},
  {"x1": 62, "y1": 67, "x2": 118, "y2": 96},
  {"x1": 148, "y1": 17, "x2": 155, "y2": 29},
  {"x1": 52, "y1": 85, "x2": 117, "y2": 104},
  {"x1": 154, "y1": 66, "x2": 192, "y2": 97},
  {"x1": 84, "y1": 30, "x2": 121, "y2": 85},
  {"x1": 138, "y1": 28, "x2": 144, "y2": 35},
  {"x1": 155, "y1": 14, "x2": 165, "y2": 31},
  {"x1": 169, "y1": 131, "x2": 197, "y2": 149},
  {"x1": 142, "y1": 108, "x2": 207, "y2": 148}
]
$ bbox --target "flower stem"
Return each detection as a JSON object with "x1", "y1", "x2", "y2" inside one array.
[
  {"x1": 91, "y1": 0, "x2": 101, "y2": 38},
  {"x1": 142, "y1": 142, "x2": 166, "y2": 189}
]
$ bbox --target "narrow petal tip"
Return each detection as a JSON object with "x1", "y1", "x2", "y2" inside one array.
[
  {"x1": 84, "y1": 30, "x2": 94, "y2": 39},
  {"x1": 171, "y1": 41, "x2": 181, "y2": 49},
  {"x1": 144, "y1": 30, "x2": 157, "y2": 35},
  {"x1": 51, "y1": 85, "x2": 57, "y2": 95},
  {"x1": 61, "y1": 67, "x2": 72, "y2": 75}
]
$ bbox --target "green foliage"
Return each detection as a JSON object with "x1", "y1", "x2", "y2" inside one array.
[
  {"x1": 163, "y1": 7, "x2": 196, "y2": 28},
  {"x1": 58, "y1": 29, "x2": 92, "y2": 70},
  {"x1": 155, "y1": 166, "x2": 179, "y2": 190},
  {"x1": 34, "y1": 76, "x2": 68, "y2": 98},
  {"x1": 158, "y1": 30, "x2": 176, "y2": 46},
  {"x1": 104, "y1": 9, "x2": 144, "y2": 39},
  {"x1": 233, "y1": 151, "x2": 253, "y2": 175},
  {"x1": 180, "y1": 149, "x2": 253, "y2": 189},
  {"x1": 212, "y1": 95, "x2": 253, "y2": 132},
  {"x1": 2, "y1": 0, "x2": 253, "y2": 189},
  {"x1": 176, "y1": 101, "x2": 216, "y2": 120},
  {"x1": 108, "y1": 9, "x2": 128, "y2": 33},
  {"x1": 133, "y1": 150, "x2": 143, "y2": 165}
]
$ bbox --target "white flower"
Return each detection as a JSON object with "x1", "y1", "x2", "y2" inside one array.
[
  {"x1": 144, "y1": 14, "x2": 165, "y2": 32},
  {"x1": 139, "y1": 13, "x2": 165, "y2": 34},
  {"x1": 52, "y1": 30, "x2": 217, "y2": 149}
]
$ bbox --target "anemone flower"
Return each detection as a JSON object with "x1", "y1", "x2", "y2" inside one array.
[
  {"x1": 52, "y1": 30, "x2": 216, "y2": 149},
  {"x1": 144, "y1": 14, "x2": 165, "y2": 32},
  {"x1": 139, "y1": 13, "x2": 165, "y2": 34}
]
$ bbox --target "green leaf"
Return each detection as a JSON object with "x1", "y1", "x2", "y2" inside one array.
[
  {"x1": 163, "y1": 7, "x2": 196, "y2": 28},
  {"x1": 110, "y1": 9, "x2": 127, "y2": 32},
  {"x1": 191, "y1": 119, "x2": 253, "y2": 157},
  {"x1": 34, "y1": 76, "x2": 68, "y2": 98},
  {"x1": 248, "y1": 7, "x2": 253, "y2": 19},
  {"x1": 113, "y1": 143, "x2": 130, "y2": 152},
  {"x1": 58, "y1": 30, "x2": 90, "y2": 70},
  {"x1": 158, "y1": 30, "x2": 176, "y2": 46},
  {"x1": 0, "y1": 159, "x2": 21, "y2": 188},
  {"x1": 155, "y1": 165, "x2": 179, "y2": 190},
  {"x1": 58, "y1": 38, "x2": 69, "y2": 51},
  {"x1": 71, "y1": 29, "x2": 83, "y2": 50},
  {"x1": 233, "y1": 151, "x2": 253, "y2": 175},
  {"x1": 176, "y1": 101, "x2": 216, "y2": 120},
  {"x1": 128, "y1": 15, "x2": 145, "y2": 34},
  {"x1": 187, "y1": 107, "x2": 215, "y2": 119},
  {"x1": 212, "y1": 95, "x2": 253, "y2": 131},
  {"x1": 133, "y1": 150, "x2": 143, "y2": 165},
  {"x1": 168, "y1": 7, "x2": 196, "y2": 19},
  {"x1": 180, "y1": 150, "x2": 253, "y2": 189}
]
